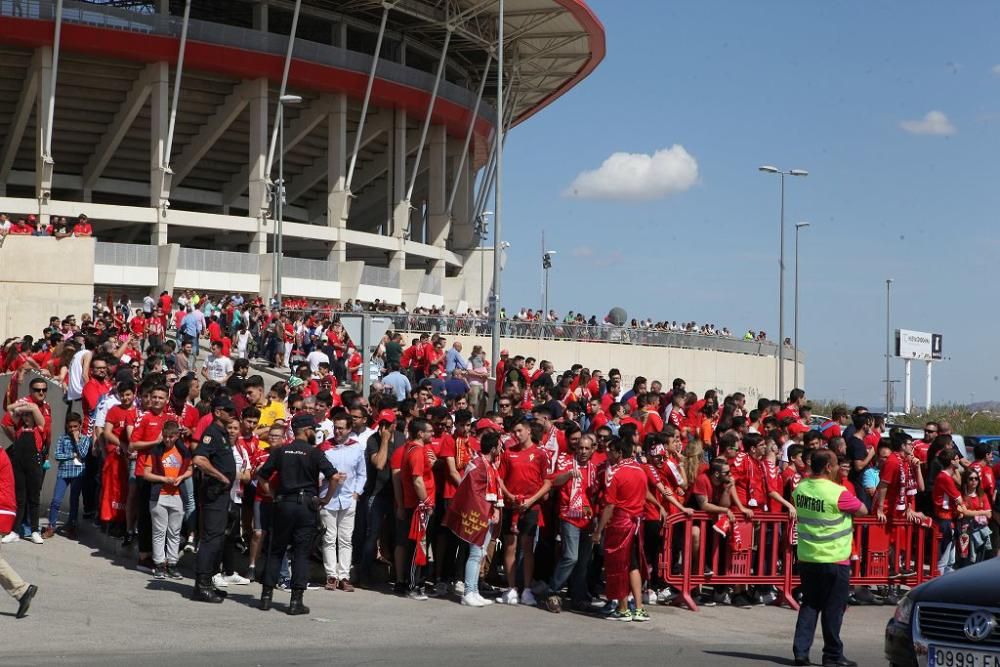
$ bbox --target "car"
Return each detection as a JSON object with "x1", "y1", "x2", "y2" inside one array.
[
  {"x1": 885, "y1": 558, "x2": 1000, "y2": 667},
  {"x1": 887, "y1": 424, "x2": 970, "y2": 460},
  {"x1": 966, "y1": 436, "x2": 1000, "y2": 466}
]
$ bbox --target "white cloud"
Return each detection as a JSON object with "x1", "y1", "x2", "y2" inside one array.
[
  {"x1": 571, "y1": 246, "x2": 594, "y2": 258},
  {"x1": 900, "y1": 110, "x2": 956, "y2": 136},
  {"x1": 563, "y1": 145, "x2": 699, "y2": 201}
]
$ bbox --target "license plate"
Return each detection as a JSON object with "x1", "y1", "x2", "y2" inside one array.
[{"x1": 930, "y1": 646, "x2": 1000, "y2": 667}]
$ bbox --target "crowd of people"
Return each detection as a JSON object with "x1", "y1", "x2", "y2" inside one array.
[
  {"x1": 0, "y1": 212, "x2": 93, "y2": 240},
  {"x1": 0, "y1": 291, "x2": 990, "y2": 644}
]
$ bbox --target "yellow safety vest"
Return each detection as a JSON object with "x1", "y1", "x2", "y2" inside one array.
[{"x1": 793, "y1": 477, "x2": 853, "y2": 563}]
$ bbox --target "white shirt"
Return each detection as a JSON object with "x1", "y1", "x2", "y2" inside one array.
[
  {"x1": 231, "y1": 446, "x2": 249, "y2": 505},
  {"x1": 204, "y1": 354, "x2": 233, "y2": 382},
  {"x1": 306, "y1": 349, "x2": 330, "y2": 373},
  {"x1": 66, "y1": 349, "x2": 88, "y2": 400}
]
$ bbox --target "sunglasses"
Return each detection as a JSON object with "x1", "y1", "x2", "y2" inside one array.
[{"x1": 31, "y1": 386, "x2": 48, "y2": 394}]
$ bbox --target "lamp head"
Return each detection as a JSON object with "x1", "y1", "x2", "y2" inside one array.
[{"x1": 758, "y1": 165, "x2": 779, "y2": 174}]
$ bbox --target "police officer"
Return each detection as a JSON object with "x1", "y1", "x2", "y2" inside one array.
[
  {"x1": 791, "y1": 449, "x2": 868, "y2": 667},
  {"x1": 191, "y1": 396, "x2": 237, "y2": 603},
  {"x1": 257, "y1": 414, "x2": 344, "y2": 615}
]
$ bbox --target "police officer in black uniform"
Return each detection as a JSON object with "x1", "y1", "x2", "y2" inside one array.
[
  {"x1": 191, "y1": 396, "x2": 237, "y2": 603},
  {"x1": 257, "y1": 414, "x2": 344, "y2": 615}
]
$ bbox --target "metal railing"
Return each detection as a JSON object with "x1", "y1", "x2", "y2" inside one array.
[
  {"x1": 177, "y1": 247, "x2": 259, "y2": 274},
  {"x1": 282, "y1": 256, "x2": 338, "y2": 282},
  {"x1": 360, "y1": 265, "x2": 399, "y2": 288},
  {"x1": 4, "y1": 0, "x2": 494, "y2": 124},
  {"x1": 282, "y1": 311, "x2": 796, "y2": 359},
  {"x1": 95, "y1": 241, "x2": 158, "y2": 267}
]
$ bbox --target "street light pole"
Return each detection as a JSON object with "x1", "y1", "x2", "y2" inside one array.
[
  {"x1": 758, "y1": 165, "x2": 808, "y2": 401},
  {"x1": 542, "y1": 249, "x2": 556, "y2": 336},
  {"x1": 275, "y1": 93, "x2": 301, "y2": 308},
  {"x1": 489, "y1": 0, "x2": 505, "y2": 405},
  {"x1": 794, "y1": 221, "x2": 810, "y2": 388},
  {"x1": 886, "y1": 278, "x2": 893, "y2": 414}
]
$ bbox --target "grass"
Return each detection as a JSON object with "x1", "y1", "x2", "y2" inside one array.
[{"x1": 809, "y1": 401, "x2": 1000, "y2": 435}]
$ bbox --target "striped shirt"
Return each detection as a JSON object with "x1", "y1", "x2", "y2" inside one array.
[{"x1": 55, "y1": 434, "x2": 92, "y2": 479}]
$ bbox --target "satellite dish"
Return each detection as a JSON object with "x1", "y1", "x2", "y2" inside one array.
[{"x1": 607, "y1": 307, "x2": 627, "y2": 326}]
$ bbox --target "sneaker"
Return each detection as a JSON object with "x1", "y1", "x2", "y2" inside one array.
[
  {"x1": 136, "y1": 558, "x2": 156, "y2": 574},
  {"x1": 223, "y1": 573, "x2": 251, "y2": 586},
  {"x1": 212, "y1": 573, "x2": 229, "y2": 588},
  {"x1": 473, "y1": 592, "x2": 494, "y2": 606},
  {"x1": 407, "y1": 587, "x2": 428, "y2": 601},
  {"x1": 632, "y1": 608, "x2": 651, "y2": 622},
  {"x1": 430, "y1": 581, "x2": 448, "y2": 598},
  {"x1": 166, "y1": 565, "x2": 183, "y2": 580},
  {"x1": 732, "y1": 593, "x2": 754, "y2": 609},
  {"x1": 277, "y1": 578, "x2": 291, "y2": 591},
  {"x1": 694, "y1": 593, "x2": 717, "y2": 608},
  {"x1": 520, "y1": 588, "x2": 537, "y2": 606},
  {"x1": 461, "y1": 592, "x2": 487, "y2": 607},
  {"x1": 642, "y1": 589, "x2": 657, "y2": 605},
  {"x1": 501, "y1": 588, "x2": 519, "y2": 605},
  {"x1": 607, "y1": 609, "x2": 633, "y2": 622},
  {"x1": 2, "y1": 532, "x2": 21, "y2": 544},
  {"x1": 451, "y1": 581, "x2": 466, "y2": 596},
  {"x1": 29, "y1": 532, "x2": 43, "y2": 545},
  {"x1": 657, "y1": 586, "x2": 679, "y2": 605},
  {"x1": 306, "y1": 581, "x2": 322, "y2": 591},
  {"x1": 153, "y1": 564, "x2": 167, "y2": 580}
]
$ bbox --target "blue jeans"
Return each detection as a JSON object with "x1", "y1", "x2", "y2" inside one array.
[
  {"x1": 549, "y1": 521, "x2": 594, "y2": 603},
  {"x1": 48, "y1": 475, "x2": 84, "y2": 528},
  {"x1": 464, "y1": 527, "x2": 492, "y2": 595}
]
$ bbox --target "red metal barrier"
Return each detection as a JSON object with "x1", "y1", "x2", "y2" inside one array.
[{"x1": 658, "y1": 512, "x2": 940, "y2": 612}]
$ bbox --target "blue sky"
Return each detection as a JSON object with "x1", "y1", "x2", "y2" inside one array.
[{"x1": 493, "y1": 0, "x2": 1000, "y2": 407}]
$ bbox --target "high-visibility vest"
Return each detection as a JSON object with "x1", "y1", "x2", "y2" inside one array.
[{"x1": 793, "y1": 477, "x2": 853, "y2": 563}]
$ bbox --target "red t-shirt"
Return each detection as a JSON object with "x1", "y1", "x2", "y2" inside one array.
[
  {"x1": 81, "y1": 378, "x2": 113, "y2": 437},
  {"x1": 439, "y1": 435, "x2": 479, "y2": 500},
  {"x1": 498, "y1": 443, "x2": 548, "y2": 500},
  {"x1": 879, "y1": 452, "x2": 913, "y2": 516},
  {"x1": 390, "y1": 444, "x2": 406, "y2": 472},
  {"x1": 640, "y1": 462, "x2": 662, "y2": 520},
  {"x1": 208, "y1": 321, "x2": 222, "y2": 343},
  {"x1": 129, "y1": 317, "x2": 146, "y2": 338},
  {"x1": 691, "y1": 472, "x2": 725, "y2": 508},
  {"x1": 401, "y1": 442, "x2": 435, "y2": 509},
  {"x1": 105, "y1": 404, "x2": 137, "y2": 452},
  {"x1": 605, "y1": 461, "x2": 647, "y2": 519},
  {"x1": 640, "y1": 410, "x2": 664, "y2": 440},
  {"x1": 132, "y1": 411, "x2": 176, "y2": 446},
  {"x1": 969, "y1": 461, "x2": 996, "y2": 507},
  {"x1": 932, "y1": 470, "x2": 963, "y2": 521},
  {"x1": 74, "y1": 222, "x2": 93, "y2": 236}
]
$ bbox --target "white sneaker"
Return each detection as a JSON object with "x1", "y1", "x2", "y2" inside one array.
[
  {"x1": 1, "y1": 532, "x2": 21, "y2": 544},
  {"x1": 643, "y1": 589, "x2": 657, "y2": 605},
  {"x1": 520, "y1": 589, "x2": 537, "y2": 606},
  {"x1": 474, "y1": 592, "x2": 494, "y2": 606},
  {"x1": 29, "y1": 532, "x2": 43, "y2": 545},
  {"x1": 452, "y1": 581, "x2": 466, "y2": 596},
  {"x1": 223, "y1": 573, "x2": 250, "y2": 585},
  {"x1": 212, "y1": 573, "x2": 229, "y2": 588},
  {"x1": 501, "y1": 588, "x2": 519, "y2": 605},
  {"x1": 461, "y1": 592, "x2": 487, "y2": 607}
]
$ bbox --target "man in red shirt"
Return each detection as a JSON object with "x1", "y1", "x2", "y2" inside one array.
[
  {"x1": 81, "y1": 356, "x2": 113, "y2": 438},
  {"x1": 639, "y1": 393, "x2": 664, "y2": 440},
  {"x1": 540, "y1": 432, "x2": 599, "y2": 613},
  {"x1": 127, "y1": 385, "x2": 176, "y2": 572},
  {"x1": 594, "y1": 437, "x2": 650, "y2": 622},
  {"x1": 400, "y1": 418, "x2": 436, "y2": 600},
  {"x1": 532, "y1": 405, "x2": 566, "y2": 473},
  {"x1": 74, "y1": 213, "x2": 92, "y2": 236},
  {"x1": 932, "y1": 449, "x2": 964, "y2": 575},
  {"x1": 101, "y1": 380, "x2": 137, "y2": 529},
  {"x1": 498, "y1": 419, "x2": 551, "y2": 606},
  {"x1": 911, "y1": 421, "x2": 939, "y2": 468}
]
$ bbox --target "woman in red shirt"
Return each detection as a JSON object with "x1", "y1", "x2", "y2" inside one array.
[{"x1": 954, "y1": 467, "x2": 993, "y2": 570}]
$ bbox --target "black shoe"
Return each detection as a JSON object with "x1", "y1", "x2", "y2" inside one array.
[
  {"x1": 822, "y1": 658, "x2": 857, "y2": 667},
  {"x1": 247, "y1": 565, "x2": 256, "y2": 582},
  {"x1": 259, "y1": 586, "x2": 273, "y2": 611},
  {"x1": 166, "y1": 564, "x2": 184, "y2": 580},
  {"x1": 793, "y1": 657, "x2": 813, "y2": 666},
  {"x1": 191, "y1": 578, "x2": 224, "y2": 604},
  {"x1": 287, "y1": 590, "x2": 310, "y2": 616},
  {"x1": 851, "y1": 587, "x2": 875, "y2": 605},
  {"x1": 122, "y1": 532, "x2": 134, "y2": 547},
  {"x1": 731, "y1": 593, "x2": 754, "y2": 609},
  {"x1": 15, "y1": 584, "x2": 37, "y2": 619}
]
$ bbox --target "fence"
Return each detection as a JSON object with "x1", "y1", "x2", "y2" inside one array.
[
  {"x1": 658, "y1": 511, "x2": 939, "y2": 612},
  {"x1": 95, "y1": 241, "x2": 158, "y2": 267},
  {"x1": 360, "y1": 265, "x2": 399, "y2": 288},
  {"x1": 177, "y1": 247, "x2": 259, "y2": 275},
  {"x1": 282, "y1": 256, "x2": 338, "y2": 282}
]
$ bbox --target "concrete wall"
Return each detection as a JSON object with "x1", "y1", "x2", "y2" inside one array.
[
  {"x1": 0, "y1": 236, "x2": 95, "y2": 342},
  {"x1": 447, "y1": 334, "x2": 802, "y2": 403}
]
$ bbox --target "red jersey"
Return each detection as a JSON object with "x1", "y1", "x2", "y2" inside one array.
[
  {"x1": 104, "y1": 404, "x2": 138, "y2": 452},
  {"x1": 401, "y1": 442, "x2": 435, "y2": 509},
  {"x1": 879, "y1": 452, "x2": 916, "y2": 517},
  {"x1": 932, "y1": 470, "x2": 963, "y2": 521},
  {"x1": 131, "y1": 410, "x2": 176, "y2": 446},
  {"x1": 605, "y1": 461, "x2": 647, "y2": 519},
  {"x1": 128, "y1": 317, "x2": 145, "y2": 338},
  {"x1": 498, "y1": 443, "x2": 548, "y2": 500},
  {"x1": 969, "y1": 461, "x2": 996, "y2": 507},
  {"x1": 640, "y1": 462, "x2": 663, "y2": 520},
  {"x1": 81, "y1": 378, "x2": 113, "y2": 437}
]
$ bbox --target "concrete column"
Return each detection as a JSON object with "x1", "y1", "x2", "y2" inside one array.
[
  {"x1": 157, "y1": 0, "x2": 169, "y2": 14},
  {"x1": 253, "y1": 0, "x2": 268, "y2": 31},
  {"x1": 327, "y1": 94, "x2": 348, "y2": 263},
  {"x1": 451, "y1": 145, "x2": 474, "y2": 249},
  {"x1": 426, "y1": 124, "x2": 449, "y2": 247},
  {"x1": 35, "y1": 46, "x2": 54, "y2": 207},
  {"x1": 391, "y1": 108, "x2": 409, "y2": 238},
  {"x1": 150, "y1": 61, "x2": 169, "y2": 244},
  {"x1": 248, "y1": 78, "x2": 269, "y2": 255}
]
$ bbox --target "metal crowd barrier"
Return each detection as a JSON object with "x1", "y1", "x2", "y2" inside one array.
[{"x1": 658, "y1": 511, "x2": 940, "y2": 612}]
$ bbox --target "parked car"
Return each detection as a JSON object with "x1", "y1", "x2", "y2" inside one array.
[
  {"x1": 965, "y1": 436, "x2": 1000, "y2": 465},
  {"x1": 885, "y1": 558, "x2": 1000, "y2": 667}
]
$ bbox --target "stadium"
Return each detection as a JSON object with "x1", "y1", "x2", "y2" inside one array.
[{"x1": 0, "y1": 0, "x2": 605, "y2": 309}]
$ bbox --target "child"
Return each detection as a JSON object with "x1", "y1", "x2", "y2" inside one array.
[
  {"x1": 138, "y1": 421, "x2": 192, "y2": 579},
  {"x1": 44, "y1": 413, "x2": 90, "y2": 539}
]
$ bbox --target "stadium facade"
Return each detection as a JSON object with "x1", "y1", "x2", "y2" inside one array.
[{"x1": 0, "y1": 0, "x2": 604, "y2": 309}]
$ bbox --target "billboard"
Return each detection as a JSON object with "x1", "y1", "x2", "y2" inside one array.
[{"x1": 895, "y1": 329, "x2": 943, "y2": 360}]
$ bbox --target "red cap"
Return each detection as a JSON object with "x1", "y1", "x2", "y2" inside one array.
[
  {"x1": 787, "y1": 422, "x2": 810, "y2": 436},
  {"x1": 475, "y1": 418, "x2": 502, "y2": 432},
  {"x1": 375, "y1": 409, "x2": 397, "y2": 426}
]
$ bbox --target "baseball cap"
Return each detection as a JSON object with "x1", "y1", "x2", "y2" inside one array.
[
  {"x1": 290, "y1": 413, "x2": 317, "y2": 431},
  {"x1": 475, "y1": 418, "x2": 502, "y2": 432},
  {"x1": 375, "y1": 409, "x2": 397, "y2": 426}
]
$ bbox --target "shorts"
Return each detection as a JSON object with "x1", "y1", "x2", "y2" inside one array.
[
  {"x1": 501, "y1": 507, "x2": 540, "y2": 538},
  {"x1": 255, "y1": 500, "x2": 273, "y2": 532}
]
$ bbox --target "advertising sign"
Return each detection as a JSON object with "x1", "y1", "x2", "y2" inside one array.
[{"x1": 895, "y1": 329, "x2": 943, "y2": 360}]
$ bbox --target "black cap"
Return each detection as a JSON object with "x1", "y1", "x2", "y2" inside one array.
[
  {"x1": 290, "y1": 414, "x2": 317, "y2": 431},
  {"x1": 211, "y1": 396, "x2": 235, "y2": 412}
]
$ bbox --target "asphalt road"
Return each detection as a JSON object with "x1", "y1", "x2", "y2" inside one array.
[{"x1": 0, "y1": 527, "x2": 893, "y2": 666}]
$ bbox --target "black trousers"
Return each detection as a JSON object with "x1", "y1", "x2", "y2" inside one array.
[
  {"x1": 137, "y1": 480, "x2": 153, "y2": 553},
  {"x1": 792, "y1": 562, "x2": 850, "y2": 662},
  {"x1": 222, "y1": 503, "x2": 241, "y2": 575},
  {"x1": 9, "y1": 438, "x2": 42, "y2": 533},
  {"x1": 262, "y1": 499, "x2": 317, "y2": 591},
  {"x1": 195, "y1": 489, "x2": 231, "y2": 577},
  {"x1": 81, "y1": 448, "x2": 101, "y2": 516}
]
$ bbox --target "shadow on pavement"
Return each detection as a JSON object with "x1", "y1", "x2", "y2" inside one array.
[{"x1": 702, "y1": 651, "x2": 797, "y2": 665}]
